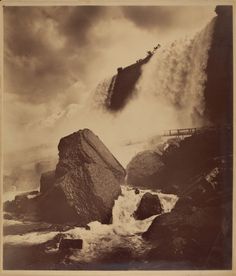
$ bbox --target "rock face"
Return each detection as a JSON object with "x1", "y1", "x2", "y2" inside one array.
[
  {"x1": 127, "y1": 128, "x2": 232, "y2": 195},
  {"x1": 134, "y1": 192, "x2": 162, "y2": 220},
  {"x1": 141, "y1": 130, "x2": 233, "y2": 269},
  {"x1": 39, "y1": 129, "x2": 126, "y2": 225},
  {"x1": 204, "y1": 6, "x2": 233, "y2": 126},
  {"x1": 126, "y1": 150, "x2": 164, "y2": 188},
  {"x1": 106, "y1": 54, "x2": 153, "y2": 111}
]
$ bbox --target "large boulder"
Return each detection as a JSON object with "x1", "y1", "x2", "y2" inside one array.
[
  {"x1": 39, "y1": 129, "x2": 126, "y2": 225},
  {"x1": 134, "y1": 192, "x2": 162, "y2": 220},
  {"x1": 4, "y1": 129, "x2": 126, "y2": 226},
  {"x1": 126, "y1": 150, "x2": 164, "y2": 188}
]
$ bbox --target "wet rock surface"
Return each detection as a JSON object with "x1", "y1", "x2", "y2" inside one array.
[
  {"x1": 134, "y1": 192, "x2": 162, "y2": 220},
  {"x1": 59, "y1": 239, "x2": 83, "y2": 251}
]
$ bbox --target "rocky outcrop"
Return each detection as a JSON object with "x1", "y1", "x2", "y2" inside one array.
[
  {"x1": 126, "y1": 150, "x2": 164, "y2": 188},
  {"x1": 106, "y1": 54, "x2": 153, "y2": 111},
  {"x1": 4, "y1": 129, "x2": 126, "y2": 226},
  {"x1": 142, "y1": 196, "x2": 232, "y2": 269},
  {"x1": 141, "y1": 130, "x2": 233, "y2": 269},
  {"x1": 134, "y1": 192, "x2": 162, "y2": 220},
  {"x1": 127, "y1": 127, "x2": 232, "y2": 195},
  {"x1": 38, "y1": 129, "x2": 125, "y2": 225}
]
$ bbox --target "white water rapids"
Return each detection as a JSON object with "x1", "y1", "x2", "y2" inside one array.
[{"x1": 4, "y1": 186, "x2": 178, "y2": 263}]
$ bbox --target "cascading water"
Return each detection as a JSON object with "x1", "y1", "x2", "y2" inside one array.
[
  {"x1": 76, "y1": 17, "x2": 216, "y2": 166},
  {"x1": 4, "y1": 186, "x2": 178, "y2": 264},
  {"x1": 89, "y1": 76, "x2": 116, "y2": 110},
  {"x1": 133, "y1": 18, "x2": 216, "y2": 128}
]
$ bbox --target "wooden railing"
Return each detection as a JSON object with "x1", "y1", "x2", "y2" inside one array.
[{"x1": 163, "y1": 125, "x2": 231, "y2": 138}]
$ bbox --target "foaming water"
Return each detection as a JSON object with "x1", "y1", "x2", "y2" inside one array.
[
  {"x1": 4, "y1": 186, "x2": 178, "y2": 263},
  {"x1": 134, "y1": 18, "x2": 216, "y2": 128}
]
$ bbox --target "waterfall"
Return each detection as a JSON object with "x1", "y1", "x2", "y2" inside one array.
[
  {"x1": 135, "y1": 18, "x2": 216, "y2": 127},
  {"x1": 89, "y1": 76, "x2": 116, "y2": 110},
  {"x1": 14, "y1": 18, "x2": 216, "y2": 169},
  {"x1": 82, "y1": 18, "x2": 216, "y2": 165}
]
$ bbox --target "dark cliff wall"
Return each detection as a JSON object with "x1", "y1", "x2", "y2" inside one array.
[
  {"x1": 204, "y1": 6, "x2": 233, "y2": 126},
  {"x1": 106, "y1": 55, "x2": 152, "y2": 111}
]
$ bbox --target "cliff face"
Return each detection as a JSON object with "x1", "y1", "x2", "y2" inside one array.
[
  {"x1": 106, "y1": 6, "x2": 233, "y2": 127},
  {"x1": 106, "y1": 55, "x2": 152, "y2": 111},
  {"x1": 203, "y1": 6, "x2": 233, "y2": 126}
]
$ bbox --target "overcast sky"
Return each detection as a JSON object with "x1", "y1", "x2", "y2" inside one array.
[{"x1": 3, "y1": 5, "x2": 216, "y2": 154}]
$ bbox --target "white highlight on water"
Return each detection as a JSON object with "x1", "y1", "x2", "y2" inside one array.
[
  {"x1": 135, "y1": 18, "x2": 216, "y2": 128},
  {"x1": 4, "y1": 186, "x2": 178, "y2": 262}
]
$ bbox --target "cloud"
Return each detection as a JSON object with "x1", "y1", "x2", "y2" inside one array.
[
  {"x1": 55, "y1": 6, "x2": 107, "y2": 48},
  {"x1": 121, "y1": 6, "x2": 215, "y2": 30},
  {"x1": 4, "y1": 6, "x2": 109, "y2": 106}
]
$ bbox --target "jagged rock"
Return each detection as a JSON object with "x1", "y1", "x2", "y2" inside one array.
[
  {"x1": 40, "y1": 170, "x2": 55, "y2": 194},
  {"x1": 59, "y1": 239, "x2": 83, "y2": 251},
  {"x1": 126, "y1": 150, "x2": 164, "y2": 188},
  {"x1": 39, "y1": 129, "x2": 126, "y2": 225},
  {"x1": 134, "y1": 192, "x2": 162, "y2": 220},
  {"x1": 134, "y1": 188, "x2": 140, "y2": 194}
]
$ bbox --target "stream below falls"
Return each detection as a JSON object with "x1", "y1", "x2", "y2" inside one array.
[{"x1": 3, "y1": 185, "x2": 178, "y2": 270}]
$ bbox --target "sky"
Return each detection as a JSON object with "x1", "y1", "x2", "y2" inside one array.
[{"x1": 3, "y1": 5, "x2": 216, "y2": 156}]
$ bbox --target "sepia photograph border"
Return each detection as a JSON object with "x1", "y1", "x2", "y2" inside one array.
[{"x1": 0, "y1": 0, "x2": 235, "y2": 275}]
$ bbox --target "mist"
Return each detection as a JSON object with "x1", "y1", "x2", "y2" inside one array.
[{"x1": 3, "y1": 5, "x2": 216, "y2": 179}]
